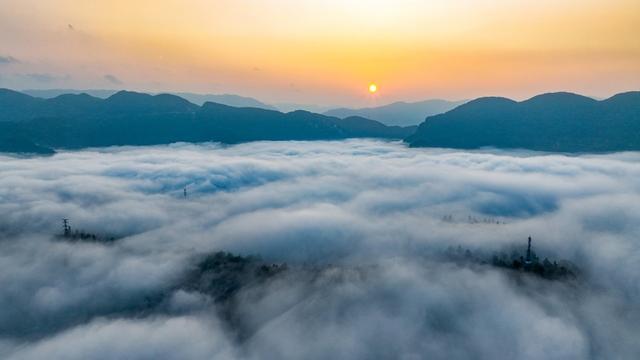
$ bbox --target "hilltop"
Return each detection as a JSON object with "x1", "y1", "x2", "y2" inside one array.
[{"x1": 406, "y1": 91, "x2": 640, "y2": 152}]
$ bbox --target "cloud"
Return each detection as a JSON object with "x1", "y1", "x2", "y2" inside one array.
[
  {"x1": 0, "y1": 140, "x2": 639, "y2": 359},
  {"x1": 103, "y1": 74, "x2": 123, "y2": 85},
  {"x1": 0, "y1": 56, "x2": 19, "y2": 65},
  {"x1": 6, "y1": 316, "x2": 236, "y2": 360}
]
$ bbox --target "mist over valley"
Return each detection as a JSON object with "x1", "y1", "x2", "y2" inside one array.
[{"x1": 1, "y1": 140, "x2": 639, "y2": 359}]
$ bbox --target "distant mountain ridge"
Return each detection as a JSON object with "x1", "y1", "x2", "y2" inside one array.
[
  {"x1": 274, "y1": 103, "x2": 335, "y2": 114},
  {"x1": 0, "y1": 89, "x2": 200, "y2": 122},
  {"x1": 324, "y1": 99, "x2": 467, "y2": 127},
  {"x1": 406, "y1": 91, "x2": 640, "y2": 152},
  {"x1": 20, "y1": 89, "x2": 276, "y2": 110},
  {"x1": 0, "y1": 89, "x2": 415, "y2": 154},
  {"x1": 173, "y1": 92, "x2": 277, "y2": 110}
]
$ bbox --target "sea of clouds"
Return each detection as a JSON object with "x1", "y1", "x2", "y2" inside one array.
[{"x1": 0, "y1": 139, "x2": 639, "y2": 359}]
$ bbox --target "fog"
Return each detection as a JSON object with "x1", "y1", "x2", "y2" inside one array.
[{"x1": 1, "y1": 140, "x2": 639, "y2": 359}]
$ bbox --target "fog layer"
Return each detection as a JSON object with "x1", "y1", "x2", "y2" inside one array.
[{"x1": 1, "y1": 140, "x2": 639, "y2": 359}]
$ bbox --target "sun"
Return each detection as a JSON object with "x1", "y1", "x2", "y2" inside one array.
[{"x1": 368, "y1": 83, "x2": 378, "y2": 93}]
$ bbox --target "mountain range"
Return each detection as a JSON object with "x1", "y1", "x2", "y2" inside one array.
[
  {"x1": 3, "y1": 89, "x2": 639, "y2": 154},
  {"x1": 406, "y1": 91, "x2": 640, "y2": 152},
  {"x1": 0, "y1": 89, "x2": 415, "y2": 154},
  {"x1": 324, "y1": 99, "x2": 466, "y2": 127},
  {"x1": 21, "y1": 89, "x2": 276, "y2": 110},
  {"x1": 22, "y1": 89, "x2": 465, "y2": 121}
]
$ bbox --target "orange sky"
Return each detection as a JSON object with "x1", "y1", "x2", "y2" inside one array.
[{"x1": 0, "y1": 0, "x2": 638, "y2": 106}]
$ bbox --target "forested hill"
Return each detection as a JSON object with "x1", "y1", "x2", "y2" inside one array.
[
  {"x1": 405, "y1": 91, "x2": 640, "y2": 152},
  {"x1": 0, "y1": 89, "x2": 415, "y2": 154}
]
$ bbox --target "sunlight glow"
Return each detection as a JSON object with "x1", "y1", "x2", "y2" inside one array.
[{"x1": 0, "y1": 0, "x2": 638, "y2": 104}]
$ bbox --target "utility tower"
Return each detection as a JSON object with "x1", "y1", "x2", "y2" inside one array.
[
  {"x1": 525, "y1": 236, "x2": 532, "y2": 264},
  {"x1": 62, "y1": 218, "x2": 71, "y2": 236}
]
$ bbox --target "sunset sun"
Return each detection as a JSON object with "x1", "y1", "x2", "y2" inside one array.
[{"x1": 368, "y1": 83, "x2": 378, "y2": 94}]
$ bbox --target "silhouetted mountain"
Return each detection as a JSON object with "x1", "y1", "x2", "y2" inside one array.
[
  {"x1": 0, "y1": 88, "x2": 43, "y2": 122},
  {"x1": 0, "y1": 89, "x2": 199, "y2": 121},
  {"x1": 22, "y1": 89, "x2": 118, "y2": 99},
  {"x1": 0, "y1": 89, "x2": 414, "y2": 153},
  {"x1": 338, "y1": 116, "x2": 417, "y2": 138},
  {"x1": 42, "y1": 94, "x2": 104, "y2": 118},
  {"x1": 0, "y1": 122, "x2": 54, "y2": 154},
  {"x1": 103, "y1": 91, "x2": 199, "y2": 114},
  {"x1": 406, "y1": 91, "x2": 640, "y2": 152},
  {"x1": 173, "y1": 92, "x2": 276, "y2": 110},
  {"x1": 21, "y1": 89, "x2": 276, "y2": 110},
  {"x1": 325, "y1": 99, "x2": 466, "y2": 127},
  {"x1": 189, "y1": 104, "x2": 414, "y2": 143},
  {"x1": 274, "y1": 103, "x2": 335, "y2": 113},
  {"x1": 601, "y1": 91, "x2": 640, "y2": 108}
]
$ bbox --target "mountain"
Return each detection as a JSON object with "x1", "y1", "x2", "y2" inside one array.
[
  {"x1": 0, "y1": 122, "x2": 54, "y2": 154},
  {"x1": 0, "y1": 89, "x2": 415, "y2": 154},
  {"x1": 337, "y1": 116, "x2": 417, "y2": 139},
  {"x1": 274, "y1": 103, "x2": 335, "y2": 113},
  {"x1": 173, "y1": 92, "x2": 276, "y2": 110},
  {"x1": 324, "y1": 99, "x2": 467, "y2": 127},
  {"x1": 0, "y1": 88, "x2": 44, "y2": 122},
  {"x1": 0, "y1": 90, "x2": 198, "y2": 121},
  {"x1": 21, "y1": 89, "x2": 119, "y2": 99},
  {"x1": 103, "y1": 91, "x2": 199, "y2": 114},
  {"x1": 20, "y1": 89, "x2": 276, "y2": 110},
  {"x1": 405, "y1": 91, "x2": 640, "y2": 152}
]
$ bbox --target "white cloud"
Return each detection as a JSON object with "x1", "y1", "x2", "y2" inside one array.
[
  {"x1": 7, "y1": 316, "x2": 235, "y2": 360},
  {"x1": 1, "y1": 140, "x2": 639, "y2": 359}
]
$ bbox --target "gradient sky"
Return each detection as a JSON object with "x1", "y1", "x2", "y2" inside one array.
[{"x1": 0, "y1": 0, "x2": 638, "y2": 106}]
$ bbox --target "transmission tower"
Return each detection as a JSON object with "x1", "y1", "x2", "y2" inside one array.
[{"x1": 62, "y1": 218, "x2": 71, "y2": 236}]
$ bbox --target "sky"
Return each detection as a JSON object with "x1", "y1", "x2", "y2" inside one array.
[
  {"x1": 1, "y1": 140, "x2": 640, "y2": 358},
  {"x1": 0, "y1": 0, "x2": 639, "y2": 106}
]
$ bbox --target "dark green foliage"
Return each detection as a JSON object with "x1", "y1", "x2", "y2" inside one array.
[
  {"x1": 58, "y1": 228, "x2": 117, "y2": 243},
  {"x1": 185, "y1": 251, "x2": 286, "y2": 303},
  {"x1": 406, "y1": 91, "x2": 640, "y2": 152},
  {"x1": 444, "y1": 244, "x2": 577, "y2": 281}
]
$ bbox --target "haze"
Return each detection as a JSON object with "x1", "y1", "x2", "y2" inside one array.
[{"x1": 1, "y1": 0, "x2": 639, "y2": 106}]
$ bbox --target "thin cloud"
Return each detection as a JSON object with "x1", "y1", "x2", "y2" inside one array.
[
  {"x1": 104, "y1": 74, "x2": 123, "y2": 85},
  {"x1": 0, "y1": 56, "x2": 19, "y2": 65}
]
